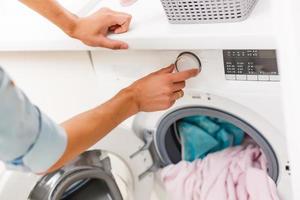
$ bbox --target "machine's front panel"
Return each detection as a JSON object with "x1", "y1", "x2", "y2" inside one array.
[
  {"x1": 223, "y1": 50, "x2": 279, "y2": 81},
  {"x1": 91, "y1": 49, "x2": 283, "y2": 130}
]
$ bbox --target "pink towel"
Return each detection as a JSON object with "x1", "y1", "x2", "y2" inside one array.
[{"x1": 159, "y1": 145, "x2": 280, "y2": 200}]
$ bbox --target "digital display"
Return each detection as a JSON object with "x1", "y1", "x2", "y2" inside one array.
[{"x1": 223, "y1": 50, "x2": 278, "y2": 76}]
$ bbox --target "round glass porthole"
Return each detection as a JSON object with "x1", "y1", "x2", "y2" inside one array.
[{"x1": 155, "y1": 107, "x2": 279, "y2": 182}]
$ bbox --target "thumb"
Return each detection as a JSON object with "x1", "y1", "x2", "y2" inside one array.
[
  {"x1": 156, "y1": 64, "x2": 175, "y2": 74},
  {"x1": 96, "y1": 36, "x2": 129, "y2": 49}
]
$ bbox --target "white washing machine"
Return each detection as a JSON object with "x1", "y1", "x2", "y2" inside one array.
[{"x1": 0, "y1": 50, "x2": 293, "y2": 199}]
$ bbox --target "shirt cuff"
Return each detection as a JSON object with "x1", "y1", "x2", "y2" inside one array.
[{"x1": 22, "y1": 110, "x2": 67, "y2": 173}]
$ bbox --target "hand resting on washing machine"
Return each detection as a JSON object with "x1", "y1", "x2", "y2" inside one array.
[{"x1": 19, "y1": 0, "x2": 132, "y2": 49}]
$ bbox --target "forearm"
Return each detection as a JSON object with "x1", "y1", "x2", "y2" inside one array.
[
  {"x1": 47, "y1": 88, "x2": 138, "y2": 172},
  {"x1": 19, "y1": 0, "x2": 77, "y2": 35}
]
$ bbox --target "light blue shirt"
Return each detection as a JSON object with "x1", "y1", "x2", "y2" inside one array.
[{"x1": 0, "y1": 67, "x2": 67, "y2": 173}]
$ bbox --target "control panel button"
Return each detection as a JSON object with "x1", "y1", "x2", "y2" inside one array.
[
  {"x1": 236, "y1": 75, "x2": 247, "y2": 81},
  {"x1": 247, "y1": 75, "x2": 258, "y2": 81},
  {"x1": 225, "y1": 74, "x2": 236, "y2": 80},
  {"x1": 269, "y1": 75, "x2": 280, "y2": 81},
  {"x1": 258, "y1": 75, "x2": 270, "y2": 81}
]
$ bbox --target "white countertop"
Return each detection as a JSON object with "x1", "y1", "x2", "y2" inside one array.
[{"x1": 0, "y1": 0, "x2": 278, "y2": 50}]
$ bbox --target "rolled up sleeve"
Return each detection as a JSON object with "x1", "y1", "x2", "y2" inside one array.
[{"x1": 0, "y1": 67, "x2": 67, "y2": 173}]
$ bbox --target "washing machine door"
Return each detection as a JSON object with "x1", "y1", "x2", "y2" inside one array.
[
  {"x1": 28, "y1": 150, "x2": 131, "y2": 200},
  {"x1": 132, "y1": 92, "x2": 288, "y2": 184}
]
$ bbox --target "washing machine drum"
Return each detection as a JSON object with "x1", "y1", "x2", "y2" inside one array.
[
  {"x1": 28, "y1": 150, "x2": 128, "y2": 200},
  {"x1": 142, "y1": 106, "x2": 279, "y2": 183}
]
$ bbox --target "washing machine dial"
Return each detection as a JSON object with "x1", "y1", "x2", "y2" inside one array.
[{"x1": 174, "y1": 51, "x2": 202, "y2": 73}]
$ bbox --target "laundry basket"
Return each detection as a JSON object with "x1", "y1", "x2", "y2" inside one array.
[{"x1": 160, "y1": 0, "x2": 258, "y2": 24}]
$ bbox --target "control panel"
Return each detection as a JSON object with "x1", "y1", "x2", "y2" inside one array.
[{"x1": 223, "y1": 50, "x2": 279, "y2": 81}]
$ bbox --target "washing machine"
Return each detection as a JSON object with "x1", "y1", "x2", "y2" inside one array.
[{"x1": 0, "y1": 50, "x2": 293, "y2": 200}]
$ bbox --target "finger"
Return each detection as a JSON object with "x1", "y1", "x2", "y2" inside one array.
[
  {"x1": 96, "y1": 36, "x2": 128, "y2": 49},
  {"x1": 173, "y1": 81, "x2": 186, "y2": 91},
  {"x1": 171, "y1": 90, "x2": 184, "y2": 101},
  {"x1": 113, "y1": 19, "x2": 131, "y2": 34},
  {"x1": 171, "y1": 68, "x2": 199, "y2": 82},
  {"x1": 166, "y1": 100, "x2": 176, "y2": 109},
  {"x1": 114, "y1": 26, "x2": 128, "y2": 34},
  {"x1": 170, "y1": 100, "x2": 176, "y2": 107},
  {"x1": 110, "y1": 14, "x2": 132, "y2": 34},
  {"x1": 155, "y1": 64, "x2": 175, "y2": 75},
  {"x1": 109, "y1": 24, "x2": 120, "y2": 32}
]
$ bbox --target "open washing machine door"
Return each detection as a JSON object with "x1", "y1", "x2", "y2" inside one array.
[
  {"x1": 0, "y1": 128, "x2": 155, "y2": 200},
  {"x1": 131, "y1": 91, "x2": 291, "y2": 199},
  {"x1": 28, "y1": 150, "x2": 133, "y2": 200}
]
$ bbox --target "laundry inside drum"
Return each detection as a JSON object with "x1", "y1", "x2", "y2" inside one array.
[
  {"x1": 155, "y1": 107, "x2": 279, "y2": 182},
  {"x1": 173, "y1": 115, "x2": 246, "y2": 162},
  {"x1": 163, "y1": 115, "x2": 246, "y2": 163}
]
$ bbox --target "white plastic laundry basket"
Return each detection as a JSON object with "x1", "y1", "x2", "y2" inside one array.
[{"x1": 160, "y1": 0, "x2": 258, "y2": 24}]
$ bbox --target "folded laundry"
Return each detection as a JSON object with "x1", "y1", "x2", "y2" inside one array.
[
  {"x1": 159, "y1": 144, "x2": 280, "y2": 200},
  {"x1": 178, "y1": 116, "x2": 244, "y2": 161}
]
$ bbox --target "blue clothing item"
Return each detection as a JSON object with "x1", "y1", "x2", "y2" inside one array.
[
  {"x1": 0, "y1": 67, "x2": 67, "y2": 173},
  {"x1": 178, "y1": 115, "x2": 245, "y2": 161}
]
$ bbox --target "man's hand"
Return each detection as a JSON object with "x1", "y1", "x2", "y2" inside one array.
[
  {"x1": 48, "y1": 64, "x2": 198, "y2": 172},
  {"x1": 128, "y1": 64, "x2": 199, "y2": 112},
  {"x1": 69, "y1": 8, "x2": 132, "y2": 49}
]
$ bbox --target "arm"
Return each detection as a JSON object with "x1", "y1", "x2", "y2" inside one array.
[
  {"x1": 19, "y1": 0, "x2": 132, "y2": 49},
  {"x1": 48, "y1": 89, "x2": 139, "y2": 172},
  {"x1": 48, "y1": 65, "x2": 199, "y2": 172},
  {"x1": 0, "y1": 65, "x2": 198, "y2": 173}
]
